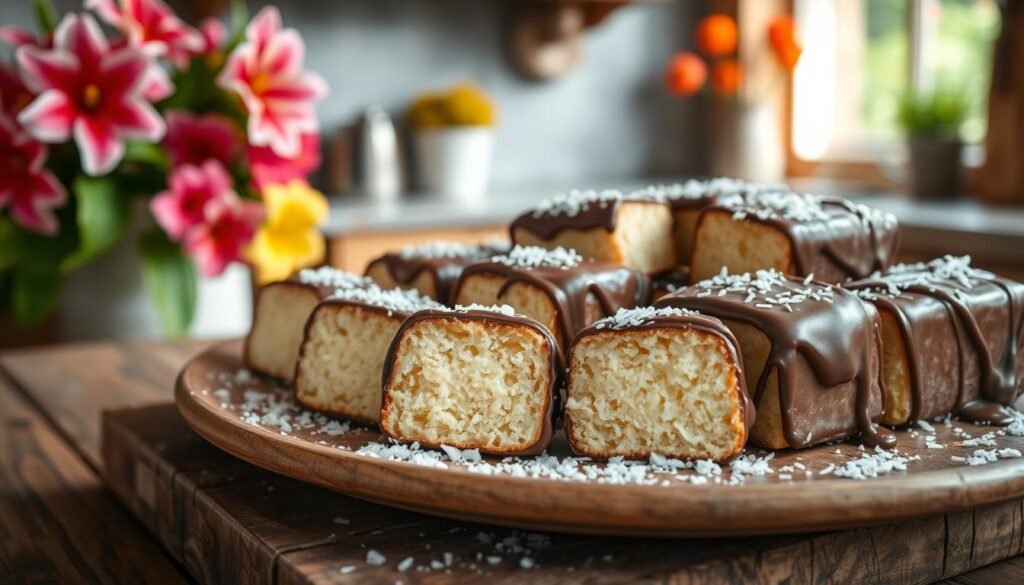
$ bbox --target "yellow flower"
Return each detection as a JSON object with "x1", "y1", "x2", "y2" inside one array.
[{"x1": 247, "y1": 180, "x2": 329, "y2": 284}]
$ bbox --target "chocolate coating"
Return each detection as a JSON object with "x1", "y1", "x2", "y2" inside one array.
[
  {"x1": 380, "y1": 308, "x2": 560, "y2": 457},
  {"x1": 657, "y1": 271, "x2": 893, "y2": 449},
  {"x1": 706, "y1": 193, "x2": 901, "y2": 283},
  {"x1": 454, "y1": 258, "x2": 650, "y2": 350},
  {"x1": 509, "y1": 190, "x2": 665, "y2": 241},
  {"x1": 650, "y1": 266, "x2": 691, "y2": 300},
  {"x1": 365, "y1": 241, "x2": 507, "y2": 303},
  {"x1": 845, "y1": 256, "x2": 1024, "y2": 425}
]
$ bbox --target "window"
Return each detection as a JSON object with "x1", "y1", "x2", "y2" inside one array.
[{"x1": 790, "y1": 0, "x2": 1001, "y2": 171}]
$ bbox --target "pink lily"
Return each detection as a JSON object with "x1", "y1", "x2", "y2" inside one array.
[
  {"x1": 150, "y1": 160, "x2": 234, "y2": 241},
  {"x1": 163, "y1": 110, "x2": 240, "y2": 168},
  {"x1": 217, "y1": 7, "x2": 327, "y2": 158},
  {"x1": 87, "y1": 0, "x2": 203, "y2": 68},
  {"x1": 249, "y1": 132, "x2": 321, "y2": 190},
  {"x1": 16, "y1": 13, "x2": 166, "y2": 176},
  {"x1": 0, "y1": 26, "x2": 44, "y2": 48},
  {"x1": 0, "y1": 113, "x2": 67, "y2": 235},
  {"x1": 184, "y1": 193, "x2": 263, "y2": 277},
  {"x1": 197, "y1": 18, "x2": 226, "y2": 55},
  {"x1": 0, "y1": 62, "x2": 34, "y2": 119}
]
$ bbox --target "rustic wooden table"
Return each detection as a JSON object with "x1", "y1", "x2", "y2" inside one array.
[{"x1": 1, "y1": 340, "x2": 1023, "y2": 584}]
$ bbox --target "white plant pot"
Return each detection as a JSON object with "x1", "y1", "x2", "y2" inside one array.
[
  {"x1": 58, "y1": 236, "x2": 252, "y2": 341},
  {"x1": 712, "y1": 102, "x2": 786, "y2": 184},
  {"x1": 413, "y1": 127, "x2": 494, "y2": 204}
]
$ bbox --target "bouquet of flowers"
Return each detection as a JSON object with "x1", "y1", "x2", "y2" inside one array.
[{"x1": 0, "y1": 0, "x2": 329, "y2": 336}]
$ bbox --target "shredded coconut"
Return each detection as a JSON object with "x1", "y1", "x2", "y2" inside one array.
[
  {"x1": 329, "y1": 283, "x2": 443, "y2": 314},
  {"x1": 693, "y1": 268, "x2": 835, "y2": 312},
  {"x1": 593, "y1": 306, "x2": 699, "y2": 330},
  {"x1": 398, "y1": 240, "x2": 494, "y2": 260},
  {"x1": 491, "y1": 245, "x2": 583, "y2": 269},
  {"x1": 529, "y1": 189, "x2": 625, "y2": 218},
  {"x1": 298, "y1": 266, "x2": 373, "y2": 289}
]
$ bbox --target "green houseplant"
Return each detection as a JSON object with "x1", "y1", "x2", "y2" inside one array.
[{"x1": 898, "y1": 87, "x2": 969, "y2": 199}]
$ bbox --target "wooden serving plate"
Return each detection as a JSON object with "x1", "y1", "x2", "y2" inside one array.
[{"x1": 176, "y1": 341, "x2": 1024, "y2": 538}]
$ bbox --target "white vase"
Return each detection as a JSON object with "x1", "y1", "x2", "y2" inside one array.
[
  {"x1": 413, "y1": 127, "x2": 494, "y2": 205},
  {"x1": 712, "y1": 102, "x2": 786, "y2": 183},
  {"x1": 58, "y1": 236, "x2": 252, "y2": 341}
]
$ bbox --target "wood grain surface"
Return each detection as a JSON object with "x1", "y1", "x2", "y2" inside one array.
[
  {"x1": 178, "y1": 340, "x2": 1024, "y2": 538},
  {"x1": 0, "y1": 376, "x2": 187, "y2": 584},
  {"x1": 4, "y1": 338, "x2": 1024, "y2": 584}
]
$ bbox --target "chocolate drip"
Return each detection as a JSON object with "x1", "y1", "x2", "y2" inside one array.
[
  {"x1": 707, "y1": 194, "x2": 900, "y2": 282},
  {"x1": 847, "y1": 259, "x2": 1024, "y2": 426},
  {"x1": 658, "y1": 276, "x2": 891, "y2": 449},
  {"x1": 381, "y1": 308, "x2": 561, "y2": 457},
  {"x1": 456, "y1": 260, "x2": 650, "y2": 349}
]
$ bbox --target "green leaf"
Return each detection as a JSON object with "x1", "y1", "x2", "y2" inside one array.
[
  {"x1": 0, "y1": 218, "x2": 18, "y2": 272},
  {"x1": 122, "y1": 141, "x2": 170, "y2": 169},
  {"x1": 12, "y1": 264, "x2": 60, "y2": 326},
  {"x1": 32, "y1": 0, "x2": 57, "y2": 35},
  {"x1": 228, "y1": 0, "x2": 250, "y2": 50},
  {"x1": 61, "y1": 175, "x2": 131, "y2": 273},
  {"x1": 140, "y1": 230, "x2": 197, "y2": 338}
]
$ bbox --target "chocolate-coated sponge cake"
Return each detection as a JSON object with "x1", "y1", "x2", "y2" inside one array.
[
  {"x1": 657, "y1": 269, "x2": 892, "y2": 450},
  {"x1": 636, "y1": 179, "x2": 789, "y2": 265},
  {"x1": 845, "y1": 256, "x2": 1024, "y2": 426},
  {"x1": 690, "y1": 191, "x2": 900, "y2": 284},
  {"x1": 365, "y1": 240, "x2": 507, "y2": 303},
  {"x1": 565, "y1": 307, "x2": 753, "y2": 462},
  {"x1": 510, "y1": 189, "x2": 676, "y2": 273},
  {"x1": 245, "y1": 267, "x2": 372, "y2": 382},
  {"x1": 380, "y1": 305, "x2": 559, "y2": 456},
  {"x1": 452, "y1": 245, "x2": 650, "y2": 349},
  {"x1": 294, "y1": 285, "x2": 444, "y2": 424}
]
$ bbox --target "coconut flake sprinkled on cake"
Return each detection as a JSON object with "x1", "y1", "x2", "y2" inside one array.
[
  {"x1": 719, "y1": 191, "x2": 831, "y2": 222},
  {"x1": 530, "y1": 189, "x2": 624, "y2": 218},
  {"x1": 631, "y1": 178, "x2": 789, "y2": 203},
  {"x1": 849, "y1": 255, "x2": 994, "y2": 300},
  {"x1": 298, "y1": 266, "x2": 373, "y2": 289},
  {"x1": 694, "y1": 268, "x2": 835, "y2": 311},
  {"x1": 594, "y1": 306, "x2": 699, "y2": 330},
  {"x1": 329, "y1": 283, "x2": 443, "y2": 314},
  {"x1": 492, "y1": 245, "x2": 583, "y2": 269},
  {"x1": 397, "y1": 240, "x2": 494, "y2": 260},
  {"x1": 453, "y1": 303, "x2": 519, "y2": 316}
]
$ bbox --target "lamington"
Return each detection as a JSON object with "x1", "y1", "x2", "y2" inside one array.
[
  {"x1": 657, "y1": 269, "x2": 892, "y2": 450},
  {"x1": 244, "y1": 267, "x2": 371, "y2": 382},
  {"x1": 510, "y1": 189, "x2": 676, "y2": 273},
  {"x1": 565, "y1": 307, "x2": 753, "y2": 462},
  {"x1": 634, "y1": 178, "x2": 789, "y2": 265},
  {"x1": 845, "y1": 256, "x2": 1024, "y2": 426},
  {"x1": 451, "y1": 245, "x2": 650, "y2": 349},
  {"x1": 293, "y1": 284, "x2": 444, "y2": 424},
  {"x1": 689, "y1": 191, "x2": 900, "y2": 284},
  {"x1": 365, "y1": 240, "x2": 508, "y2": 303},
  {"x1": 380, "y1": 305, "x2": 559, "y2": 456}
]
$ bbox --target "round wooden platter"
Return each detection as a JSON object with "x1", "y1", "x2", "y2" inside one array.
[{"x1": 176, "y1": 341, "x2": 1024, "y2": 538}]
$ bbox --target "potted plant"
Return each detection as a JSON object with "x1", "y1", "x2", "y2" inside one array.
[
  {"x1": 898, "y1": 87, "x2": 969, "y2": 199},
  {"x1": 664, "y1": 13, "x2": 803, "y2": 182},
  {"x1": 0, "y1": 0, "x2": 330, "y2": 339},
  {"x1": 407, "y1": 83, "x2": 497, "y2": 204}
]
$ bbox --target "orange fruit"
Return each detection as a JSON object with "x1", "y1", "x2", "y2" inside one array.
[
  {"x1": 696, "y1": 14, "x2": 738, "y2": 57},
  {"x1": 665, "y1": 52, "x2": 707, "y2": 96},
  {"x1": 768, "y1": 16, "x2": 802, "y2": 71},
  {"x1": 711, "y1": 59, "x2": 743, "y2": 94}
]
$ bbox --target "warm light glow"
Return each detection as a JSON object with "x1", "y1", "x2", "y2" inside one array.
[{"x1": 792, "y1": 0, "x2": 836, "y2": 160}]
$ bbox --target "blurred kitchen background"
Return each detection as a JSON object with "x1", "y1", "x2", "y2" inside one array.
[{"x1": 2, "y1": 0, "x2": 1022, "y2": 344}]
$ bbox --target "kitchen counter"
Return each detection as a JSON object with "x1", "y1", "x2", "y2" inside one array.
[{"x1": 324, "y1": 182, "x2": 1024, "y2": 264}]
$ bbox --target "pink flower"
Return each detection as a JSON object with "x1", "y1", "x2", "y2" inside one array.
[
  {"x1": 16, "y1": 14, "x2": 166, "y2": 176},
  {"x1": 184, "y1": 194, "x2": 263, "y2": 277},
  {"x1": 87, "y1": 0, "x2": 203, "y2": 68},
  {"x1": 249, "y1": 132, "x2": 321, "y2": 190},
  {"x1": 0, "y1": 26, "x2": 43, "y2": 48},
  {"x1": 0, "y1": 62, "x2": 34, "y2": 119},
  {"x1": 163, "y1": 110, "x2": 240, "y2": 168},
  {"x1": 0, "y1": 113, "x2": 67, "y2": 235},
  {"x1": 217, "y1": 7, "x2": 327, "y2": 158},
  {"x1": 197, "y1": 18, "x2": 226, "y2": 54},
  {"x1": 150, "y1": 160, "x2": 234, "y2": 240}
]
